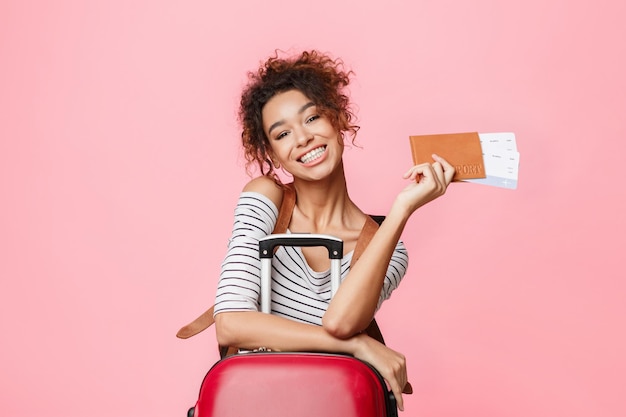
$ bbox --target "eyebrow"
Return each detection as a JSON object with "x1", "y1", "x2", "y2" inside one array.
[{"x1": 267, "y1": 102, "x2": 316, "y2": 136}]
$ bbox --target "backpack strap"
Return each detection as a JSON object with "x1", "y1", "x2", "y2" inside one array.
[
  {"x1": 273, "y1": 182, "x2": 296, "y2": 234},
  {"x1": 176, "y1": 306, "x2": 214, "y2": 339}
]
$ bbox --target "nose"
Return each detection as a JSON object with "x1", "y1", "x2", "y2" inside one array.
[{"x1": 294, "y1": 126, "x2": 314, "y2": 147}]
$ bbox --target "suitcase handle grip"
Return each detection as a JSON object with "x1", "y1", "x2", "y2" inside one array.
[
  {"x1": 259, "y1": 233, "x2": 343, "y2": 259},
  {"x1": 258, "y1": 234, "x2": 344, "y2": 313}
]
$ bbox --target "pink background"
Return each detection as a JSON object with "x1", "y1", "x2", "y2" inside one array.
[{"x1": 1, "y1": 1, "x2": 625, "y2": 416}]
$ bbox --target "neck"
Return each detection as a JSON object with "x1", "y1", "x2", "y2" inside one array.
[{"x1": 291, "y1": 162, "x2": 362, "y2": 231}]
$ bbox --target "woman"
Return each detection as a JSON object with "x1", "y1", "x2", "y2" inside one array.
[{"x1": 213, "y1": 50, "x2": 455, "y2": 411}]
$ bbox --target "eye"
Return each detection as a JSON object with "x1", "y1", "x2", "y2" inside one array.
[
  {"x1": 275, "y1": 130, "x2": 289, "y2": 140},
  {"x1": 305, "y1": 114, "x2": 320, "y2": 124}
]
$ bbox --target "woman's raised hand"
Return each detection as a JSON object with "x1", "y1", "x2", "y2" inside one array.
[{"x1": 395, "y1": 153, "x2": 455, "y2": 215}]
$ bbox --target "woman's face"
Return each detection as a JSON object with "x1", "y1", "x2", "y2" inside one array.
[{"x1": 262, "y1": 89, "x2": 343, "y2": 181}]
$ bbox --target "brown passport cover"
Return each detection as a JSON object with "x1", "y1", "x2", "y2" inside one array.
[{"x1": 409, "y1": 132, "x2": 486, "y2": 181}]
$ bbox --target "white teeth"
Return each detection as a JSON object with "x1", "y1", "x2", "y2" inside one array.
[{"x1": 300, "y1": 146, "x2": 326, "y2": 164}]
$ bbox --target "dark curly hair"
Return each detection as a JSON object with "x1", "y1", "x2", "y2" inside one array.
[{"x1": 238, "y1": 50, "x2": 360, "y2": 179}]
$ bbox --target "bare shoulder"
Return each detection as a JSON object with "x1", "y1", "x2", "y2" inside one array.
[{"x1": 242, "y1": 176, "x2": 284, "y2": 209}]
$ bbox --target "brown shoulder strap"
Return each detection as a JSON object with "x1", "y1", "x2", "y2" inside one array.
[
  {"x1": 176, "y1": 306, "x2": 214, "y2": 339},
  {"x1": 273, "y1": 182, "x2": 296, "y2": 234},
  {"x1": 350, "y1": 215, "x2": 379, "y2": 268}
]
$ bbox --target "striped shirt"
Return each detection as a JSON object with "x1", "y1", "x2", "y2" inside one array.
[{"x1": 214, "y1": 192, "x2": 408, "y2": 326}]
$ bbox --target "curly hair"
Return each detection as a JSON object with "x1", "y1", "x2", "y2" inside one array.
[{"x1": 238, "y1": 50, "x2": 360, "y2": 179}]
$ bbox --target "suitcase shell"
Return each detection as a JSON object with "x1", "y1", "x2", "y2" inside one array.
[
  {"x1": 193, "y1": 352, "x2": 397, "y2": 417},
  {"x1": 188, "y1": 234, "x2": 397, "y2": 417}
]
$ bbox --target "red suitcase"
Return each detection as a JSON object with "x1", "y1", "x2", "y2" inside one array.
[{"x1": 187, "y1": 234, "x2": 398, "y2": 417}]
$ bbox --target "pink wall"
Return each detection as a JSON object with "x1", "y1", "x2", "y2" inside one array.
[{"x1": 1, "y1": 1, "x2": 624, "y2": 416}]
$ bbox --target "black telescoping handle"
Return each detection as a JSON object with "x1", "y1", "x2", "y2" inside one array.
[
  {"x1": 258, "y1": 233, "x2": 344, "y2": 313},
  {"x1": 258, "y1": 233, "x2": 343, "y2": 259}
]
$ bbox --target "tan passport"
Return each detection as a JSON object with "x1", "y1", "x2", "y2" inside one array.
[{"x1": 409, "y1": 132, "x2": 486, "y2": 181}]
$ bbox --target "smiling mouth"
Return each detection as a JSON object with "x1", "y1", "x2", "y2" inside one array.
[{"x1": 299, "y1": 146, "x2": 326, "y2": 164}]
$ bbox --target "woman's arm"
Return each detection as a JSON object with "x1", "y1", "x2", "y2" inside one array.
[
  {"x1": 323, "y1": 155, "x2": 455, "y2": 338},
  {"x1": 214, "y1": 310, "x2": 409, "y2": 411}
]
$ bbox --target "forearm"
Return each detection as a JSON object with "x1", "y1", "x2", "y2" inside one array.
[
  {"x1": 323, "y1": 203, "x2": 410, "y2": 337},
  {"x1": 215, "y1": 310, "x2": 358, "y2": 354}
]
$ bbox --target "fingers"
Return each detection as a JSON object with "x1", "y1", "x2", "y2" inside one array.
[
  {"x1": 393, "y1": 372, "x2": 408, "y2": 411},
  {"x1": 403, "y1": 163, "x2": 428, "y2": 182},
  {"x1": 432, "y1": 153, "x2": 456, "y2": 185},
  {"x1": 404, "y1": 154, "x2": 454, "y2": 192},
  {"x1": 384, "y1": 353, "x2": 408, "y2": 411},
  {"x1": 431, "y1": 161, "x2": 445, "y2": 187},
  {"x1": 393, "y1": 385, "x2": 404, "y2": 411},
  {"x1": 383, "y1": 365, "x2": 406, "y2": 411},
  {"x1": 404, "y1": 163, "x2": 436, "y2": 185}
]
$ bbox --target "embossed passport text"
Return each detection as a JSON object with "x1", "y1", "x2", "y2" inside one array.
[{"x1": 409, "y1": 132, "x2": 486, "y2": 181}]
